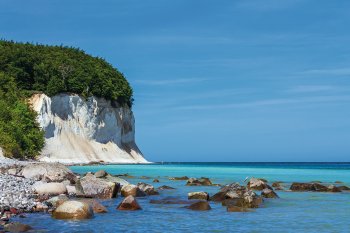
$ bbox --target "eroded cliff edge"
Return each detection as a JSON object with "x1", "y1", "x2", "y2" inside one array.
[{"x1": 29, "y1": 93, "x2": 148, "y2": 164}]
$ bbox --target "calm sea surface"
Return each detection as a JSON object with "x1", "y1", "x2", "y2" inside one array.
[{"x1": 16, "y1": 163, "x2": 350, "y2": 232}]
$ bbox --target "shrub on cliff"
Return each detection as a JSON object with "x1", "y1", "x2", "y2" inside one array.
[
  {"x1": 0, "y1": 40, "x2": 133, "y2": 107},
  {"x1": 0, "y1": 72, "x2": 45, "y2": 159}
]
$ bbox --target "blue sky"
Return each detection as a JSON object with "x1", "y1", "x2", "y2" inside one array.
[{"x1": 1, "y1": 0, "x2": 350, "y2": 161}]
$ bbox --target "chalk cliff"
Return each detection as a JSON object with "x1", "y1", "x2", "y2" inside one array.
[{"x1": 29, "y1": 93, "x2": 148, "y2": 164}]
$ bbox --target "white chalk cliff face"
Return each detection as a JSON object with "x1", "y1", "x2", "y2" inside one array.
[{"x1": 29, "y1": 93, "x2": 148, "y2": 164}]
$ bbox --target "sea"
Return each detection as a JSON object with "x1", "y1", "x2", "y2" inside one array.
[{"x1": 15, "y1": 162, "x2": 350, "y2": 232}]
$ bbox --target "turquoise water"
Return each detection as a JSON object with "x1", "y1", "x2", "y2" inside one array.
[{"x1": 16, "y1": 163, "x2": 350, "y2": 232}]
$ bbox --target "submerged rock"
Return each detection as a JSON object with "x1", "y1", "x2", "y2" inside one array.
[
  {"x1": 153, "y1": 179, "x2": 160, "y2": 183},
  {"x1": 52, "y1": 200, "x2": 93, "y2": 220},
  {"x1": 227, "y1": 206, "x2": 252, "y2": 212},
  {"x1": 150, "y1": 198, "x2": 193, "y2": 205},
  {"x1": 158, "y1": 185, "x2": 175, "y2": 190},
  {"x1": 117, "y1": 195, "x2": 141, "y2": 211},
  {"x1": 4, "y1": 222, "x2": 32, "y2": 232},
  {"x1": 188, "y1": 192, "x2": 209, "y2": 201},
  {"x1": 186, "y1": 201, "x2": 211, "y2": 211}
]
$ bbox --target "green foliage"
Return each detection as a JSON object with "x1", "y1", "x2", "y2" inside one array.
[
  {"x1": 0, "y1": 72, "x2": 45, "y2": 159},
  {"x1": 0, "y1": 40, "x2": 133, "y2": 107}
]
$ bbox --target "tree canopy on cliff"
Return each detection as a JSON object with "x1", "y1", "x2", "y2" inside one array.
[
  {"x1": 0, "y1": 40, "x2": 135, "y2": 159},
  {"x1": 0, "y1": 72, "x2": 45, "y2": 159},
  {"x1": 0, "y1": 40, "x2": 133, "y2": 107}
]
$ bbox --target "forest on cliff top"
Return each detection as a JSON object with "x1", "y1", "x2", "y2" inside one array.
[{"x1": 0, "y1": 40, "x2": 134, "y2": 159}]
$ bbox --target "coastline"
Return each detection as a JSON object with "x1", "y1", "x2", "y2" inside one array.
[{"x1": 1, "y1": 158, "x2": 349, "y2": 232}]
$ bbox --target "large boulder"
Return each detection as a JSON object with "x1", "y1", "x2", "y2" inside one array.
[
  {"x1": 188, "y1": 191, "x2": 209, "y2": 200},
  {"x1": 52, "y1": 200, "x2": 94, "y2": 220},
  {"x1": 137, "y1": 182, "x2": 159, "y2": 195},
  {"x1": 247, "y1": 178, "x2": 269, "y2": 190},
  {"x1": 121, "y1": 184, "x2": 146, "y2": 197},
  {"x1": 186, "y1": 177, "x2": 212, "y2": 186},
  {"x1": 21, "y1": 163, "x2": 76, "y2": 182},
  {"x1": 261, "y1": 188, "x2": 279, "y2": 198},
  {"x1": 186, "y1": 201, "x2": 211, "y2": 211},
  {"x1": 80, "y1": 174, "x2": 118, "y2": 198},
  {"x1": 33, "y1": 182, "x2": 67, "y2": 196},
  {"x1": 117, "y1": 195, "x2": 142, "y2": 211}
]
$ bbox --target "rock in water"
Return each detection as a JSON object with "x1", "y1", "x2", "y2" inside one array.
[
  {"x1": 4, "y1": 222, "x2": 32, "y2": 232},
  {"x1": 137, "y1": 182, "x2": 159, "y2": 195},
  {"x1": 21, "y1": 163, "x2": 75, "y2": 182},
  {"x1": 186, "y1": 201, "x2": 211, "y2": 211},
  {"x1": 290, "y1": 182, "x2": 329, "y2": 192},
  {"x1": 158, "y1": 185, "x2": 175, "y2": 190},
  {"x1": 45, "y1": 194, "x2": 69, "y2": 207},
  {"x1": 117, "y1": 195, "x2": 142, "y2": 211},
  {"x1": 121, "y1": 184, "x2": 146, "y2": 197},
  {"x1": 188, "y1": 192, "x2": 209, "y2": 200},
  {"x1": 327, "y1": 185, "x2": 341, "y2": 192},
  {"x1": 153, "y1": 179, "x2": 160, "y2": 183},
  {"x1": 247, "y1": 178, "x2": 269, "y2": 190},
  {"x1": 227, "y1": 206, "x2": 251, "y2": 212},
  {"x1": 169, "y1": 176, "x2": 189, "y2": 181},
  {"x1": 33, "y1": 182, "x2": 67, "y2": 196},
  {"x1": 79, "y1": 199, "x2": 108, "y2": 213},
  {"x1": 52, "y1": 201, "x2": 94, "y2": 220},
  {"x1": 80, "y1": 174, "x2": 118, "y2": 198},
  {"x1": 186, "y1": 177, "x2": 213, "y2": 186},
  {"x1": 94, "y1": 170, "x2": 108, "y2": 178},
  {"x1": 29, "y1": 93, "x2": 147, "y2": 164},
  {"x1": 261, "y1": 188, "x2": 279, "y2": 198}
]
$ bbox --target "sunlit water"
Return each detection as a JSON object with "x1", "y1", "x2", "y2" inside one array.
[{"x1": 15, "y1": 163, "x2": 350, "y2": 232}]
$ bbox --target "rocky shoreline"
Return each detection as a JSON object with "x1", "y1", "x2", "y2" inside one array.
[{"x1": 0, "y1": 158, "x2": 349, "y2": 232}]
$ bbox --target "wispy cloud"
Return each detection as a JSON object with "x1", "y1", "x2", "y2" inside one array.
[
  {"x1": 300, "y1": 68, "x2": 350, "y2": 76},
  {"x1": 134, "y1": 78, "x2": 208, "y2": 86},
  {"x1": 287, "y1": 85, "x2": 335, "y2": 93},
  {"x1": 173, "y1": 95, "x2": 350, "y2": 111}
]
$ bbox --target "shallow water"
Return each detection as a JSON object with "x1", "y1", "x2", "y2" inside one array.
[{"x1": 16, "y1": 163, "x2": 350, "y2": 232}]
